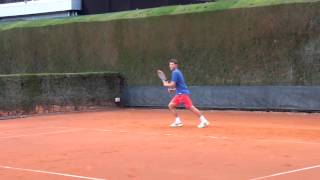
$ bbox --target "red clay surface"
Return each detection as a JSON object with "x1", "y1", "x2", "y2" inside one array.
[{"x1": 0, "y1": 109, "x2": 319, "y2": 180}]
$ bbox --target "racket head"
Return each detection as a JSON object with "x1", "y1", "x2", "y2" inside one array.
[{"x1": 157, "y1": 70, "x2": 167, "y2": 81}]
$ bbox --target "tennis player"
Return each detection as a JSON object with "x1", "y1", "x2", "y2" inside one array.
[{"x1": 161, "y1": 59, "x2": 209, "y2": 128}]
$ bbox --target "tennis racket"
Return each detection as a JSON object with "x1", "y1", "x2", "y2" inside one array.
[
  {"x1": 157, "y1": 70, "x2": 167, "y2": 82},
  {"x1": 157, "y1": 70, "x2": 176, "y2": 94}
]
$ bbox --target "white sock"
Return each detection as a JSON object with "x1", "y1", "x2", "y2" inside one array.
[
  {"x1": 200, "y1": 115, "x2": 207, "y2": 122},
  {"x1": 175, "y1": 117, "x2": 181, "y2": 123}
]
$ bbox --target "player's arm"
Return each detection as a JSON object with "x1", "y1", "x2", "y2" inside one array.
[
  {"x1": 163, "y1": 71, "x2": 177, "y2": 88},
  {"x1": 163, "y1": 81, "x2": 176, "y2": 88}
]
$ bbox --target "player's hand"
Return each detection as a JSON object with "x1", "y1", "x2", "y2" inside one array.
[
  {"x1": 168, "y1": 87, "x2": 176, "y2": 94},
  {"x1": 162, "y1": 80, "x2": 168, "y2": 86}
]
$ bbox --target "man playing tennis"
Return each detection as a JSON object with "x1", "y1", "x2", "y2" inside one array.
[{"x1": 161, "y1": 59, "x2": 209, "y2": 128}]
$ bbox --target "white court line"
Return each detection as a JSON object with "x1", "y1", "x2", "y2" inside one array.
[
  {"x1": 250, "y1": 164, "x2": 320, "y2": 180},
  {"x1": 119, "y1": 130, "x2": 128, "y2": 133},
  {"x1": 0, "y1": 129, "x2": 84, "y2": 139},
  {"x1": 206, "y1": 136, "x2": 228, "y2": 139},
  {"x1": 0, "y1": 165, "x2": 106, "y2": 180},
  {"x1": 101, "y1": 129, "x2": 112, "y2": 132},
  {"x1": 164, "y1": 133, "x2": 172, "y2": 136},
  {"x1": 207, "y1": 136, "x2": 219, "y2": 139}
]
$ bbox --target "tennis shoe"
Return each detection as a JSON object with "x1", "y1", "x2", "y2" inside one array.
[
  {"x1": 170, "y1": 122, "x2": 183, "y2": 128},
  {"x1": 197, "y1": 121, "x2": 209, "y2": 128}
]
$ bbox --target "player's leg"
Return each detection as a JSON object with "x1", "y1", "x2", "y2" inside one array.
[
  {"x1": 183, "y1": 95, "x2": 209, "y2": 128},
  {"x1": 189, "y1": 105, "x2": 202, "y2": 117},
  {"x1": 189, "y1": 105, "x2": 209, "y2": 128},
  {"x1": 168, "y1": 96, "x2": 183, "y2": 127},
  {"x1": 168, "y1": 102, "x2": 178, "y2": 118}
]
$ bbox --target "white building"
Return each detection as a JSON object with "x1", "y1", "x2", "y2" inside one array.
[{"x1": 0, "y1": 0, "x2": 81, "y2": 21}]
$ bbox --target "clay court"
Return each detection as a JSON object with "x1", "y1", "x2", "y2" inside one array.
[{"x1": 0, "y1": 109, "x2": 319, "y2": 180}]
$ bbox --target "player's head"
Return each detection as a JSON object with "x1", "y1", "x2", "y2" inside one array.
[{"x1": 169, "y1": 59, "x2": 178, "y2": 71}]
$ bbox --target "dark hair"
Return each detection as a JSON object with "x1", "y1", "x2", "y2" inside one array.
[{"x1": 169, "y1": 59, "x2": 178, "y2": 64}]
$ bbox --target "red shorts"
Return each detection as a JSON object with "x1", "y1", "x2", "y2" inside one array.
[{"x1": 170, "y1": 94, "x2": 193, "y2": 109}]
